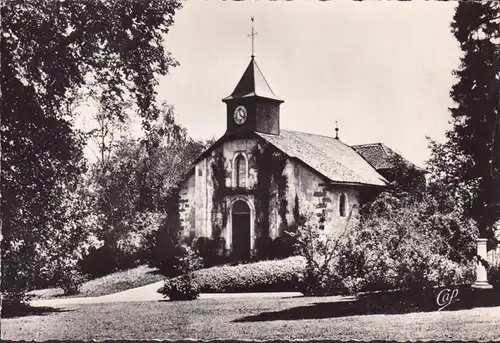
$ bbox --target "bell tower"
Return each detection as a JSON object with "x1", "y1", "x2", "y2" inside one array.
[{"x1": 222, "y1": 18, "x2": 284, "y2": 136}]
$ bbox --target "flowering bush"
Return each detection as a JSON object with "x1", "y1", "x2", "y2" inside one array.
[
  {"x1": 426, "y1": 255, "x2": 475, "y2": 286},
  {"x1": 158, "y1": 256, "x2": 305, "y2": 294},
  {"x1": 290, "y1": 207, "x2": 360, "y2": 296},
  {"x1": 338, "y1": 193, "x2": 476, "y2": 293},
  {"x1": 289, "y1": 192, "x2": 477, "y2": 296},
  {"x1": 293, "y1": 225, "x2": 343, "y2": 295}
]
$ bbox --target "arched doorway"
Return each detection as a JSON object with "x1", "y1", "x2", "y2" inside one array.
[{"x1": 232, "y1": 200, "x2": 251, "y2": 260}]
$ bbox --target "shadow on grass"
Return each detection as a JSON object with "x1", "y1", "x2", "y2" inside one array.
[
  {"x1": 234, "y1": 286, "x2": 500, "y2": 322},
  {"x1": 2, "y1": 303, "x2": 72, "y2": 319}
]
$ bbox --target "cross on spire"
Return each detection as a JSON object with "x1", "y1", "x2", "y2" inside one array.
[{"x1": 249, "y1": 17, "x2": 258, "y2": 58}]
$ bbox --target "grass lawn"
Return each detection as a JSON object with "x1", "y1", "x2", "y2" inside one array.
[
  {"x1": 3, "y1": 295, "x2": 500, "y2": 340},
  {"x1": 28, "y1": 265, "x2": 164, "y2": 300}
]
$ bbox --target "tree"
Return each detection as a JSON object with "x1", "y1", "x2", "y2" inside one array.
[
  {"x1": 85, "y1": 104, "x2": 211, "y2": 275},
  {"x1": 428, "y1": 2, "x2": 500, "y2": 238},
  {"x1": 384, "y1": 154, "x2": 427, "y2": 202},
  {"x1": 1, "y1": 0, "x2": 182, "y2": 305},
  {"x1": 89, "y1": 99, "x2": 133, "y2": 170}
]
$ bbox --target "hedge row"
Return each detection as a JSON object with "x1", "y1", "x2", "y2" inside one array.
[{"x1": 158, "y1": 256, "x2": 306, "y2": 294}]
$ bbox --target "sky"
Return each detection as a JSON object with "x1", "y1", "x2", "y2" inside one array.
[
  {"x1": 81, "y1": 1, "x2": 461, "y2": 167},
  {"x1": 151, "y1": 0, "x2": 461, "y2": 168}
]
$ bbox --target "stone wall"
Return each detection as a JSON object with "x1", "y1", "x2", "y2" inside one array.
[
  {"x1": 178, "y1": 137, "x2": 362, "y2": 255},
  {"x1": 179, "y1": 172, "x2": 195, "y2": 237},
  {"x1": 178, "y1": 138, "x2": 259, "y2": 251},
  {"x1": 222, "y1": 138, "x2": 259, "y2": 189},
  {"x1": 284, "y1": 159, "x2": 360, "y2": 234}
]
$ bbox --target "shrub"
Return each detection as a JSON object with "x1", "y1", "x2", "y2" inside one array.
[
  {"x1": 159, "y1": 244, "x2": 203, "y2": 301},
  {"x1": 79, "y1": 245, "x2": 119, "y2": 278},
  {"x1": 337, "y1": 193, "x2": 476, "y2": 293},
  {"x1": 158, "y1": 256, "x2": 306, "y2": 294},
  {"x1": 290, "y1": 192, "x2": 476, "y2": 296},
  {"x1": 426, "y1": 255, "x2": 475, "y2": 286},
  {"x1": 117, "y1": 211, "x2": 166, "y2": 267},
  {"x1": 268, "y1": 235, "x2": 296, "y2": 259},
  {"x1": 54, "y1": 267, "x2": 87, "y2": 295},
  {"x1": 149, "y1": 208, "x2": 187, "y2": 277},
  {"x1": 291, "y1": 208, "x2": 359, "y2": 296},
  {"x1": 162, "y1": 275, "x2": 200, "y2": 301},
  {"x1": 173, "y1": 244, "x2": 204, "y2": 275},
  {"x1": 150, "y1": 240, "x2": 203, "y2": 278},
  {"x1": 487, "y1": 262, "x2": 500, "y2": 287},
  {"x1": 79, "y1": 212, "x2": 165, "y2": 278},
  {"x1": 193, "y1": 236, "x2": 227, "y2": 267},
  {"x1": 424, "y1": 211, "x2": 478, "y2": 263}
]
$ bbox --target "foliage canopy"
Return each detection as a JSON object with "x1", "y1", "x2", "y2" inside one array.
[
  {"x1": 427, "y1": 2, "x2": 500, "y2": 237},
  {"x1": 1, "y1": 0, "x2": 182, "y2": 303}
]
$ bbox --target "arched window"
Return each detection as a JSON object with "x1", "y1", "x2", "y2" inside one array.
[
  {"x1": 339, "y1": 193, "x2": 347, "y2": 217},
  {"x1": 235, "y1": 154, "x2": 246, "y2": 188}
]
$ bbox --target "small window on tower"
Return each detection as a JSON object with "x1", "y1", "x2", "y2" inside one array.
[
  {"x1": 339, "y1": 193, "x2": 347, "y2": 217},
  {"x1": 198, "y1": 168, "x2": 203, "y2": 177}
]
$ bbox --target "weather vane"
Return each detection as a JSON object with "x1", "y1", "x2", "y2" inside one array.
[{"x1": 249, "y1": 17, "x2": 258, "y2": 58}]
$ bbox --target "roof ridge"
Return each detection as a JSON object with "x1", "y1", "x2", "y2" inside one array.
[
  {"x1": 351, "y1": 143, "x2": 385, "y2": 148},
  {"x1": 253, "y1": 59, "x2": 277, "y2": 98},
  {"x1": 256, "y1": 130, "x2": 388, "y2": 186},
  {"x1": 379, "y1": 142, "x2": 390, "y2": 157},
  {"x1": 281, "y1": 129, "x2": 341, "y2": 142}
]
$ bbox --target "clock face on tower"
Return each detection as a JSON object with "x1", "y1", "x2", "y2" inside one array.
[{"x1": 233, "y1": 105, "x2": 247, "y2": 125}]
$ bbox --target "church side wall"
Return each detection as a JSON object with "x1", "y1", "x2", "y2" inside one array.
[
  {"x1": 179, "y1": 173, "x2": 196, "y2": 237},
  {"x1": 179, "y1": 156, "x2": 214, "y2": 241},
  {"x1": 323, "y1": 186, "x2": 360, "y2": 233},
  {"x1": 192, "y1": 158, "x2": 205, "y2": 238},
  {"x1": 284, "y1": 159, "x2": 360, "y2": 234}
]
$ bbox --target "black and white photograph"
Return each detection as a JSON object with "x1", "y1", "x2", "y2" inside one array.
[{"x1": 1, "y1": 0, "x2": 500, "y2": 341}]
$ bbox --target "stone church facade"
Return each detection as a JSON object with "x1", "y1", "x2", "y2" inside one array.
[{"x1": 178, "y1": 56, "x2": 404, "y2": 259}]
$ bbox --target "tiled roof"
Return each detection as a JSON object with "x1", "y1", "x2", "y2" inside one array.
[
  {"x1": 256, "y1": 130, "x2": 388, "y2": 186},
  {"x1": 222, "y1": 57, "x2": 283, "y2": 102},
  {"x1": 351, "y1": 143, "x2": 395, "y2": 170},
  {"x1": 352, "y1": 143, "x2": 426, "y2": 172}
]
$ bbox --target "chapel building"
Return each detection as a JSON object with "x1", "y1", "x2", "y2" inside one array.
[{"x1": 178, "y1": 55, "x2": 410, "y2": 260}]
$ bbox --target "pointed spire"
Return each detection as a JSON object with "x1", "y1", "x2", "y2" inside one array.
[
  {"x1": 222, "y1": 18, "x2": 283, "y2": 103},
  {"x1": 222, "y1": 58, "x2": 283, "y2": 103},
  {"x1": 335, "y1": 121, "x2": 339, "y2": 140}
]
